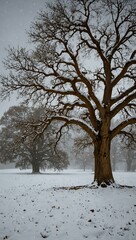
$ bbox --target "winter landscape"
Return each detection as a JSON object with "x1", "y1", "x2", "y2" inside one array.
[
  {"x1": 0, "y1": 0, "x2": 136, "y2": 239},
  {"x1": 0, "y1": 169, "x2": 136, "y2": 240}
]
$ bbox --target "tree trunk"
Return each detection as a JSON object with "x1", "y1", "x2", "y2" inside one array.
[
  {"x1": 31, "y1": 144, "x2": 40, "y2": 174},
  {"x1": 32, "y1": 161, "x2": 40, "y2": 174},
  {"x1": 93, "y1": 127, "x2": 115, "y2": 187}
]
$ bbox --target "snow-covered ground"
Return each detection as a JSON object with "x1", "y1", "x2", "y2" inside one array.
[{"x1": 0, "y1": 169, "x2": 136, "y2": 240}]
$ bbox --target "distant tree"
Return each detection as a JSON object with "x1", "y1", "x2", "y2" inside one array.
[
  {"x1": 0, "y1": 106, "x2": 69, "y2": 173},
  {"x1": 111, "y1": 138, "x2": 117, "y2": 171},
  {"x1": 75, "y1": 151, "x2": 93, "y2": 171},
  {"x1": 0, "y1": 127, "x2": 16, "y2": 164},
  {"x1": 110, "y1": 129, "x2": 136, "y2": 172},
  {"x1": 120, "y1": 126, "x2": 136, "y2": 171},
  {"x1": 0, "y1": 0, "x2": 136, "y2": 186},
  {"x1": 111, "y1": 136, "x2": 126, "y2": 171},
  {"x1": 73, "y1": 130, "x2": 94, "y2": 171}
]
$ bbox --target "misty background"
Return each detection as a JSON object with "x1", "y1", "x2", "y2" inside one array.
[{"x1": 0, "y1": 0, "x2": 46, "y2": 117}]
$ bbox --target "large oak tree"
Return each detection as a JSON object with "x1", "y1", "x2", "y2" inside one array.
[{"x1": 0, "y1": 0, "x2": 136, "y2": 186}]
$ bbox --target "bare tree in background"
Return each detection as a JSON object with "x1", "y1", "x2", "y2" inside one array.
[
  {"x1": 120, "y1": 126, "x2": 136, "y2": 171},
  {"x1": 73, "y1": 131, "x2": 94, "y2": 171},
  {"x1": 0, "y1": 0, "x2": 136, "y2": 186}
]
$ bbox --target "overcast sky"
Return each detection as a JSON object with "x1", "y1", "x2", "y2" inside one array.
[{"x1": 0, "y1": 0, "x2": 46, "y2": 117}]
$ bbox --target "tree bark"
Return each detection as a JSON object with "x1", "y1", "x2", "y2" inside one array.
[
  {"x1": 93, "y1": 121, "x2": 115, "y2": 186},
  {"x1": 32, "y1": 160, "x2": 40, "y2": 174}
]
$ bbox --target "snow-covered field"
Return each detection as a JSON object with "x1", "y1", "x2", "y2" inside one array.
[{"x1": 0, "y1": 169, "x2": 136, "y2": 240}]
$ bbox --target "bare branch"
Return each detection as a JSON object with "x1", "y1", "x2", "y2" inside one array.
[
  {"x1": 111, "y1": 91, "x2": 136, "y2": 118},
  {"x1": 111, "y1": 84, "x2": 136, "y2": 106},
  {"x1": 111, "y1": 118, "x2": 136, "y2": 139},
  {"x1": 36, "y1": 115, "x2": 97, "y2": 142},
  {"x1": 112, "y1": 59, "x2": 136, "y2": 87}
]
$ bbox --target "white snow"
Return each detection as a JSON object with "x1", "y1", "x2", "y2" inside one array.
[{"x1": 0, "y1": 169, "x2": 136, "y2": 240}]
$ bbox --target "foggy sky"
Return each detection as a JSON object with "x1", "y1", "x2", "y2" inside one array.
[{"x1": 0, "y1": 0, "x2": 46, "y2": 117}]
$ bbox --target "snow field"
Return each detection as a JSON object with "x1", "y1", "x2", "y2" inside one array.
[{"x1": 0, "y1": 169, "x2": 136, "y2": 240}]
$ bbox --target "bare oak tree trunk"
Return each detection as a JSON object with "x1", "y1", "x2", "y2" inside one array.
[
  {"x1": 93, "y1": 120, "x2": 115, "y2": 186},
  {"x1": 32, "y1": 162, "x2": 40, "y2": 173},
  {"x1": 31, "y1": 153, "x2": 40, "y2": 174}
]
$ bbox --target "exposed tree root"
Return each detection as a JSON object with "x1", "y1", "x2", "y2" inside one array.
[{"x1": 53, "y1": 183, "x2": 135, "y2": 191}]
